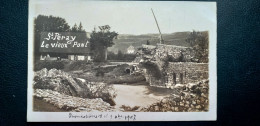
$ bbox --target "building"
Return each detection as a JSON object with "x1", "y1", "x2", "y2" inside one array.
[
  {"x1": 127, "y1": 45, "x2": 135, "y2": 54},
  {"x1": 68, "y1": 54, "x2": 92, "y2": 61}
]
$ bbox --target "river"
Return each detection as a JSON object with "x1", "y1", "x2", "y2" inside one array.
[{"x1": 112, "y1": 83, "x2": 173, "y2": 109}]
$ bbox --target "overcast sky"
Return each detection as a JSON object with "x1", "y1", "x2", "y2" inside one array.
[{"x1": 31, "y1": 0, "x2": 216, "y2": 35}]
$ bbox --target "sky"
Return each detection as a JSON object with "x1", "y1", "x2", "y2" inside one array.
[{"x1": 30, "y1": 0, "x2": 216, "y2": 35}]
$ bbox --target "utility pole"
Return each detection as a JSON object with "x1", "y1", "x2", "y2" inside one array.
[{"x1": 151, "y1": 8, "x2": 164, "y2": 44}]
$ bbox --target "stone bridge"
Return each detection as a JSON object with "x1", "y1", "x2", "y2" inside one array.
[
  {"x1": 143, "y1": 62, "x2": 208, "y2": 88},
  {"x1": 137, "y1": 44, "x2": 208, "y2": 89}
]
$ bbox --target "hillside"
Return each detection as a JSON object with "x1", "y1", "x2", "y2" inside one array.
[{"x1": 108, "y1": 32, "x2": 192, "y2": 53}]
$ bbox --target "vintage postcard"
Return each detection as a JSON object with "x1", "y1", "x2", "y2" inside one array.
[{"x1": 27, "y1": 0, "x2": 217, "y2": 121}]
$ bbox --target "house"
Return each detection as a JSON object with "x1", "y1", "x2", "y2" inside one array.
[
  {"x1": 68, "y1": 54, "x2": 92, "y2": 61},
  {"x1": 127, "y1": 45, "x2": 135, "y2": 54}
]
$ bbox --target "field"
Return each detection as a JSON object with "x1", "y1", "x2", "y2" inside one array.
[{"x1": 108, "y1": 32, "x2": 192, "y2": 53}]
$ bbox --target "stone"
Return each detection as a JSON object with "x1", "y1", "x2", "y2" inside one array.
[
  {"x1": 135, "y1": 107, "x2": 143, "y2": 112},
  {"x1": 78, "y1": 107, "x2": 87, "y2": 110},
  {"x1": 179, "y1": 107, "x2": 184, "y2": 111},
  {"x1": 186, "y1": 83, "x2": 198, "y2": 91},
  {"x1": 172, "y1": 101, "x2": 176, "y2": 106},
  {"x1": 154, "y1": 106, "x2": 159, "y2": 111},
  {"x1": 180, "y1": 102, "x2": 184, "y2": 107},
  {"x1": 196, "y1": 105, "x2": 201, "y2": 109},
  {"x1": 196, "y1": 100, "x2": 201, "y2": 104},
  {"x1": 190, "y1": 93, "x2": 196, "y2": 98},
  {"x1": 174, "y1": 107, "x2": 179, "y2": 111},
  {"x1": 161, "y1": 99, "x2": 167, "y2": 103},
  {"x1": 201, "y1": 93, "x2": 207, "y2": 98},
  {"x1": 200, "y1": 97, "x2": 205, "y2": 104},
  {"x1": 162, "y1": 103, "x2": 168, "y2": 108},
  {"x1": 174, "y1": 84, "x2": 186, "y2": 90}
]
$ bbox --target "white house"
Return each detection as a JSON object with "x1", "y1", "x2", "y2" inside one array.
[{"x1": 127, "y1": 45, "x2": 135, "y2": 54}]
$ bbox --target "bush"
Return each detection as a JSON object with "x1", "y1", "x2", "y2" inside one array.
[
  {"x1": 34, "y1": 61, "x2": 64, "y2": 71},
  {"x1": 63, "y1": 61, "x2": 92, "y2": 71}
]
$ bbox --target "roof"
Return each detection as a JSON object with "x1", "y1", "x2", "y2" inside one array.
[
  {"x1": 127, "y1": 45, "x2": 135, "y2": 50},
  {"x1": 39, "y1": 32, "x2": 91, "y2": 54}
]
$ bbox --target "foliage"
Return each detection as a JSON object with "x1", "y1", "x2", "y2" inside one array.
[
  {"x1": 107, "y1": 51, "x2": 136, "y2": 61},
  {"x1": 186, "y1": 31, "x2": 209, "y2": 63},
  {"x1": 90, "y1": 25, "x2": 118, "y2": 61},
  {"x1": 147, "y1": 40, "x2": 150, "y2": 45}
]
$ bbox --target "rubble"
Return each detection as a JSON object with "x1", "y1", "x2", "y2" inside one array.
[
  {"x1": 120, "y1": 105, "x2": 141, "y2": 112},
  {"x1": 34, "y1": 89, "x2": 116, "y2": 112},
  {"x1": 33, "y1": 68, "x2": 117, "y2": 105},
  {"x1": 142, "y1": 79, "x2": 209, "y2": 112}
]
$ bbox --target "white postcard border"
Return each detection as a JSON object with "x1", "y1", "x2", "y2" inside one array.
[{"x1": 27, "y1": 0, "x2": 217, "y2": 122}]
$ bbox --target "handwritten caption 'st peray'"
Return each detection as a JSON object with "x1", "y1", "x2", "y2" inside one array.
[
  {"x1": 69, "y1": 113, "x2": 137, "y2": 121},
  {"x1": 40, "y1": 32, "x2": 89, "y2": 49}
]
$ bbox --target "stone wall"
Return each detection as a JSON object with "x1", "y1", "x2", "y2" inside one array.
[
  {"x1": 164, "y1": 62, "x2": 208, "y2": 88},
  {"x1": 144, "y1": 62, "x2": 208, "y2": 88}
]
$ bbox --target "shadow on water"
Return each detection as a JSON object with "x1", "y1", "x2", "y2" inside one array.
[
  {"x1": 144, "y1": 85, "x2": 179, "y2": 96},
  {"x1": 113, "y1": 81, "x2": 177, "y2": 97},
  {"x1": 112, "y1": 81, "x2": 149, "y2": 86}
]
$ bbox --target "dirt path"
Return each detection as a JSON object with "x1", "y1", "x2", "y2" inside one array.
[{"x1": 113, "y1": 84, "x2": 172, "y2": 109}]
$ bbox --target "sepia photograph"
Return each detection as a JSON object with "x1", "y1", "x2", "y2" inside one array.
[{"x1": 27, "y1": 0, "x2": 216, "y2": 121}]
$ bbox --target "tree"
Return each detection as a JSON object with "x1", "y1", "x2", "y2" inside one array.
[
  {"x1": 117, "y1": 50, "x2": 123, "y2": 60},
  {"x1": 34, "y1": 15, "x2": 87, "y2": 61},
  {"x1": 71, "y1": 22, "x2": 86, "y2": 32},
  {"x1": 186, "y1": 30, "x2": 209, "y2": 63},
  {"x1": 90, "y1": 25, "x2": 118, "y2": 61},
  {"x1": 71, "y1": 24, "x2": 78, "y2": 32},
  {"x1": 34, "y1": 15, "x2": 71, "y2": 61},
  {"x1": 78, "y1": 22, "x2": 84, "y2": 32},
  {"x1": 147, "y1": 40, "x2": 150, "y2": 45}
]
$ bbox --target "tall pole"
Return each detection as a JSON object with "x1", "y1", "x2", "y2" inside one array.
[{"x1": 151, "y1": 8, "x2": 164, "y2": 44}]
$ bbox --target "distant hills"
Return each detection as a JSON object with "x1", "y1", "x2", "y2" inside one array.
[{"x1": 108, "y1": 31, "x2": 192, "y2": 54}]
